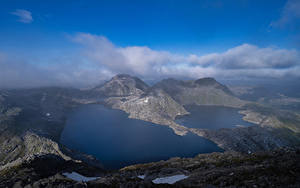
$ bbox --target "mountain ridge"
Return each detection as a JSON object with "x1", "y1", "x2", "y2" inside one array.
[{"x1": 153, "y1": 77, "x2": 245, "y2": 108}]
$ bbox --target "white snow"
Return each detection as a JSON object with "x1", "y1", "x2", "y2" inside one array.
[
  {"x1": 138, "y1": 175, "x2": 145, "y2": 179},
  {"x1": 46, "y1": 113, "x2": 51, "y2": 117},
  {"x1": 143, "y1": 97, "x2": 149, "y2": 103},
  {"x1": 152, "y1": 174, "x2": 188, "y2": 184},
  {"x1": 62, "y1": 172, "x2": 100, "y2": 182}
]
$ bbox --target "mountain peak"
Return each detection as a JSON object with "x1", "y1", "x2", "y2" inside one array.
[
  {"x1": 93, "y1": 74, "x2": 149, "y2": 97},
  {"x1": 194, "y1": 77, "x2": 218, "y2": 86},
  {"x1": 153, "y1": 76, "x2": 241, "y2": 106},
  {"x1": 194, "y1": 77, "x2": 234, "y2": 95},
  {"x1": 112, "y1": 74, "x2": 134, "y2": 79}
]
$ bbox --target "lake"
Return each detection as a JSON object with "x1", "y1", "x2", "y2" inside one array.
[
  {"x1": 175, "y1": 105, "x2": 255, "y2": 129},
  {"x1": 60, "y1": 104, "x2": 223, "y2": 169}
]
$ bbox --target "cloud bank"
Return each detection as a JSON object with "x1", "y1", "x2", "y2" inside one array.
[
  {"x1": 0, "y1": 33, "x2": 299, "y2": 88},
  {"x1": 0, "y1": 51, "x2": 112, "y2": 88},
  {"x1": 11, "y1": 9, "x2": 33, "y2": 23},
  {"x1": 71, "y1": 33, "x2": 300, "y2": 80}
]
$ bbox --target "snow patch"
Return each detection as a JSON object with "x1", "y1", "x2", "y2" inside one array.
[
  {"x1": 62, "y1": 172, "x2": 100, "y2": 182},
  {"x1": 46, "y1": 113, "x2": 51, "y2": 117},
  {"x1": 144, "y1": 97, "x2": 149, "y2": 103},
  {"x1": 138, "y1": 175, "x2": 145, "y2": 179},
  {"x1": 138, "y1": 175, "x2": 146, "y2": 179},
  {"x1": 152, "y1": 174, "x2": 188, "y2": 184}
]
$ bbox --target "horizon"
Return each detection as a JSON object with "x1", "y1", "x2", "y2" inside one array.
[
  {"x1": 1, "y1": 0, "x2": 300, "y2": 88},
  {"x1": 1, "y1": 73, "x2": 299, "y2": 91}
]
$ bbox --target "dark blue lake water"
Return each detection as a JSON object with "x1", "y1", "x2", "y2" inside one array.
[
  {"x1": 175, "y1": 105, "x2": 255, "y2": 129},
  {"x1": 60, "y1": 104, "x2": 222, "y2": 169}
]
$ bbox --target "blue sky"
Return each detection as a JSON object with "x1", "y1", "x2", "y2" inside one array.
[
  {"x1": 0, "y1": 0, "x2": 298, "y2": 52},
  {"x1": 0, "y1": 0, "x2": 300, "y2": 88}
]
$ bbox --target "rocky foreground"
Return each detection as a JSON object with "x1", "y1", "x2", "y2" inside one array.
[{"x1": 0, "y1": 147, "x2": 299, "y2": 187}]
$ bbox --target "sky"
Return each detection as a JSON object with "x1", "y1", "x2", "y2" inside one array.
[{"x1": 0, "y1": 0, "x2": 300, "y2": 88}]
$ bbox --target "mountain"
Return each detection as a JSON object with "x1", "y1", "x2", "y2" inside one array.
[
  {"x1": 92, "y1": 74, "x2": 149, "y2": 97},
  {"x1": 153, "y1": 77, "x2": 245, "y2": 107},
  {"x1": 0, "y1": 74, "x2": 299, "y2": 187},
  {"x1": 106, "y1": 87, "x2": 189, "y2": 135},
  {"x1": 100, "y1": 75, "x2": 189, "y2": 135}
]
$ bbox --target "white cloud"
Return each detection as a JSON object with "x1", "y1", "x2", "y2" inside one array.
[
  {"x1": 271, "y1": 0, "x2": 300, "y2": 28},
  {"x1": 0, "y1": 33, "x2": 299, "y2": 88},
  {"x1": 11, "y1": 9, "x2": 33, "y2": 23},
  {"x1": 71, "y1": 33, "x2": 300, "y2": 80},
  {"x1": 0, "y1": 51, "x2": 112, "y2": 88},
  {"x1": 71, "y1": 33, "x2": 180, "y2": 77},
  {"x1": 190, "y1": 44, "x2": 299, "y2": 69}
]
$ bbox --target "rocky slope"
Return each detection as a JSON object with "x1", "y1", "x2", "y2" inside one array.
[
  {"x1": 0, "y1": 154, "x2": 104, "y2": 188},
  {"x1": 0, "y1": 132, "x2": 72, "y2": 170},
  {"x1": 190, "y1": 126, "x2": 295, "y2": 153},
  {"x1": 0, "y1": 147, "x2": 299, "y2": 187},
  {"x1": 105, "y1": 88, "x2": 189, "y2": 135}
]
